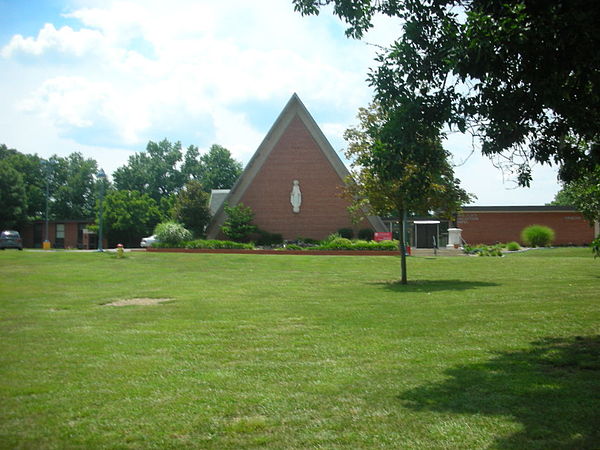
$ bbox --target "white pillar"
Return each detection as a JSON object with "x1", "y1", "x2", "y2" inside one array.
[{"x1": 447, "y1": 227, "x2": 463, "y2": 248}]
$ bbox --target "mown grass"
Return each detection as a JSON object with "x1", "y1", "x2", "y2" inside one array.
[{"x1": 0, "y1": 248, "x2": 598, "y2": 448}]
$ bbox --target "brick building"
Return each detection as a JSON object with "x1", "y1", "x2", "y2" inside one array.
[
  {"x1": 206, "y1": 94, "x2": 385, "y2": 240},
  {"x1": 21, "y1": 220, "x2": 99, "y2": 249},
  {"x1": 458, "y1": 206, "x2": 596, "y2": 246}
]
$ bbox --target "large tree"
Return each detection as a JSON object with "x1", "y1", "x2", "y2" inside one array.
[
  {"x1": 0, "y1": 160, "x2": 28, "y2": 230},
  {"x1": 48, "y1": 153, "x2": 98, "y2": 220},
  {"x1": 0, "y1": 145, "x2": 45, "y2": 220},
  {"x1": 102, "y1": 190, "x2": 162, "y2": 247},
  {"x1": 344, "y1": 102, "x2": 472, "y2": 284},
  {"x1": 294, "y1": 0, "x2": 600, "y2": 186},
  {"x1": 182, "y1": 144, "x2": 243, "y2": 191},
  {"x1": 173, "y1": 180, "x2": 212, "y2": 238},
  {"x1": 113, "y1": 139, "x2": 185, "y2": 202}
]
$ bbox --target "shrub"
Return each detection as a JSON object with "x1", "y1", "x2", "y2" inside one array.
[
  {"x1": 357, "y1": 228, "x2": 375, "y2": 241},
  {"x1": 254, "y1": 230, "x2": 284, "y2": 246},
  {"x1": 296, "y1": 236, "x2": 320, "y2": 246},
  {"x1": 521, "y1": 225, "x2": 555, "y2": 247},
  {"x1": 154, "y1": 221, "x2": 192, "y2": 246},
  {"x1": 285, "y1": 244, "x2": 303, "y2": 250},
  {"x1": 185, "y1": 239, "x2": 253, "y2": 250},
  {"x1": 317, "y1": 238, "x2": 399, "y2": 251},
  {"x1": 506, "y1": 241, "x2": 521, "y2": 251},
  {"x1": 337, "y1": 228, "x2": 354, "y2": 239},
  {"x1": 221, "y1": 203, "x2": 257, "y2": 242}
]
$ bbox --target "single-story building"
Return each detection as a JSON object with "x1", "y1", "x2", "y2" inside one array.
[{"x1": 20, "y1": 220, "x2": 99, "y2": 249}]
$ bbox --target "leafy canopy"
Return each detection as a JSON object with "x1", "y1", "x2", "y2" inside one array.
[
  {"x1": 294, "y1": 0, "x2": 600, "y2": 186},
  {"x1": 221, "y1": 203, "x2": 257, "y2": 242},
  {"x1": 173, "y1": 180, "x2": 212, "y2": 238}
]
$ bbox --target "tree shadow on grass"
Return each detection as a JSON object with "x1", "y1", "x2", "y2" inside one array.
[
  {"x1": 370, "y1": 279, "x2": 499, "y2": 293},
  {"x1": 399, "y1": 335, "x2": 600, "y2": 448}
]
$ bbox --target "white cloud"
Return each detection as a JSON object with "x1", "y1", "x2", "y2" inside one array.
[{"x1": 0, "y1": 0, "x2": 560, "y2": 204}]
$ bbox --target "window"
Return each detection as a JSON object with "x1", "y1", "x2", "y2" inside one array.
[{"x1": 55, "y1": 223, "x2": 65, "y2": 248}]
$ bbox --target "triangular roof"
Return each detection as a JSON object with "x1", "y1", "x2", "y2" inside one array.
[{"x1": 206, "y1": 93, "x2": 385, "y2": 238}]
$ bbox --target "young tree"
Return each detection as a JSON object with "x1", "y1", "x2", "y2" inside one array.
[
  {"x1": 102, "y1": 190, "x2": 162, "y2": 247},
  {"x1": 221, "y1": 203, "x2": 257, "y2": 242},
  {"x1": 344, "y1": 102, "x2": 472, "y2": 284},
  {"x1": 173, "y1": 180, "x2": 212, "y2": 238},
  {"x1": 294, "y1": 0, "x2": 600, "y2": 186}
]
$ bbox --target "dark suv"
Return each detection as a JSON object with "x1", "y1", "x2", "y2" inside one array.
[{"x1": 0, "y1": 230, "x2": 23, "y2": 250}]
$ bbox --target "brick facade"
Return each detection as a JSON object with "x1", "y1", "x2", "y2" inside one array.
[
  {"x1": 207, "y1": 94, "x2": 384, "y2": 240},
  {"x1": 458, "y1": 208, "x2": 595, "y2": 245},
  {"x1": 236, "y1": 116, "x2": 370, "y2": 240}
]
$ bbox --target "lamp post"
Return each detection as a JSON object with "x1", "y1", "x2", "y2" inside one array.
[
  {"x1": 97, "y1": 169, "x2": 106, "y2": 252},
  {"x1": 43, "y1": 160, "x2": 51, "y2": 250}
]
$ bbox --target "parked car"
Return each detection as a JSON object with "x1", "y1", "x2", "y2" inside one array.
[
  {"x1": 0, "y1": 230, "x2": 23, "y2": 250},
  {"x1": 140, "y1": 235, "x2": 159, "y2": 248}
]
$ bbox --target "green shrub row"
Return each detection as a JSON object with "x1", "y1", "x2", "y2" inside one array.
[
  {"x1": 317, "y1": 237, "x2": 399, "y2": 251},
  {"x1": 153, "y1": 239, "x2": 253, "y2": 250}
]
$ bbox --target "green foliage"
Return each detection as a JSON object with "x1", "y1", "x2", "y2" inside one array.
[
  {"x1": 173, "y1": 180, "x2": 211, "y2": 238},
  {"x1": 294, "y1": 0, "x2": 600, "y2": 185},
  {"x1": 102, "y1": 190, "x2": 162, "y2": 247},
  {"x1": 506, "y1": 241, "x2": 521, "y2": 251},
  {"x1": 47, "y1": 152, "x2": 98, "y2": 220},
  {"x1": 221, "y1": 203, "x2": 257, "y2": 242},
  {"x1": 463, "y1": 243, "x2": 504, "y2": 257},
  {"x1": 113, "y1": 139, "x2": 185, "y2": 202},
  {"x1": 551, "y1": 166, "x2": 600, "y2": 226},
  {"x1": 343, "y1": 102, "x2": 472, "y2": 283},
  {"x1": 358, "y1": 228, "x2": 375, "y2": 241},
  {"x1": 0, "y1": 159, "x2": 28, "y2": 230},
  {"x1": 183, "y1": 144, "x2": 243, "y2": 191},
  {"x1": 158, "y1": 239, "x2": 253, "y2": 250},
  {"x1": 153, "y1": 221, "x2": 192, "y2": 246},
  {"x1": 318, "y1": 238, "x2": 398, "y2": 251},
  {"x1": 337, "y1": 228, "x2": 354, "y2": 239},
  {"x1": 295, "y1": 236, "x2": 320, "y2": 245},
  {"x1": 521, "y1": 225, "x2": 555, "y2": 248},
  {"x1": 284, "y1": 244, "x2": 303, "y2": 250}
]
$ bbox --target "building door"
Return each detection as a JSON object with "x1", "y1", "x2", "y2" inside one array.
[
  {"x1": 55, "y1": 223, "x2": 65, "y2": 248},
  {"x1": 415, "y1": 223, "x2": 439, "y2": 248}
]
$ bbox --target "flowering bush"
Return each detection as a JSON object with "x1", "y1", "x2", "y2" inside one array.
[{"x1": 154, "y1": 221, "x2": 192, "y2": 246}]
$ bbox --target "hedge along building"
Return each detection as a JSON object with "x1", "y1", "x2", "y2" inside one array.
[{"x1": 206, "y1": 94, "x2": 386, "y2": 240}]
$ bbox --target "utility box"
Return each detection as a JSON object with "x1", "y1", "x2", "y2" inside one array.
[{"x1": 42, "y1": 240, "x2": 51, "y2": 250}]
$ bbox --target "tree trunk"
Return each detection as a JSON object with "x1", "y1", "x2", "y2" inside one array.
[{"x1": 398, "y1": 209, "x2": 407, "y2": 284}]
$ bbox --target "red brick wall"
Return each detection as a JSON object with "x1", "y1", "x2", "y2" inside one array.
[
  {"x1": 235, "y1": 116, "x2": 371, "y2": 240},
  {"x1": 458, "y1": 211, "x2": 595, "y2": 245}
]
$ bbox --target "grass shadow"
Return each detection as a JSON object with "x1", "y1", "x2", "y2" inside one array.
[
  {"x1": 370, "y1": 279, "x2": 499, "y2": 293},
  {"x1": 398, "y1": 335, "x2": 600, "y2": 448}
]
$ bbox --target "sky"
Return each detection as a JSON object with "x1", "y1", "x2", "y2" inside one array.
[{"x1": 0, "y1": 0, "x2": 562, "y2": 205}]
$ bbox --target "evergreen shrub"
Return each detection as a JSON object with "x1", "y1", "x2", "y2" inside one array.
[{"x1": 337, "y1": 228, "x2": 354, "y2": 239}]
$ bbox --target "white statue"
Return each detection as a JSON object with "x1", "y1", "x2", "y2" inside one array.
[{"x1": 290, "y1": 179, "x2": 302, "y2": 213}]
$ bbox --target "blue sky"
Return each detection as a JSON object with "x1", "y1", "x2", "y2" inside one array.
[{"x1": 0, "y1": 0, "x2": 561, "y2": 205}]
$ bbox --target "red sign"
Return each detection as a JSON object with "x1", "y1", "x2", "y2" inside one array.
[{"x1": 374, "y1": 232, "x2": 393, "y2": 242}]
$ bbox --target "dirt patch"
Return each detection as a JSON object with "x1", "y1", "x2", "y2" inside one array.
[{"x1": 104, "y1": 298, "x2": 172, "y2": 306}]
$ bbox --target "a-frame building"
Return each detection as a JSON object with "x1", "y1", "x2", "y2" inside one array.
[{"x1": 206, "y1": 94, "x2": 385, "y2": 240}]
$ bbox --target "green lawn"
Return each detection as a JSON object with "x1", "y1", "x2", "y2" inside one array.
[{"x1": 0, "y1": 249, "x2": 598, "y2": 448}]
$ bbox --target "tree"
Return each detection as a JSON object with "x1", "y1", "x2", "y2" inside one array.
[
  {"x1": 182, "y1": 144, "x2": 243, "y2": 191},
  {"x1": 550, "y1": 166, "x2": 600, "y2": 224},
  {"x1": 221, "y1": 203, "x2": 257, "y2": 242},
  {"x1": 0, "y1": 160, "x2": 28, "y2": 230},
  {"x1": 102, "y1": 190, "x2": 162, "y2": 247},
  {"x1": 344, "y1": 102, "x2": 472, "y2": 284},
  {"x1": 173, "y1": 180, "x2": 212, "y2": 238},
  {"x1": 293, "y1": 0, "x2": 600, "y2": 186},
  {"x1": 113, "y1": 139, "x2": 185, "y2": 202},
  {"x1": 48, "y1": 153, "x2": 98, "y2": 220},
  {"x1": 0, "y1": 145, "x2": 45, "y2": 220}
]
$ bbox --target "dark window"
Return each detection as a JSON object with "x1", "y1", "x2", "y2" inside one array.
[{"x1": 55, "y1": 223, "x2": 65, "y2": 248}]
